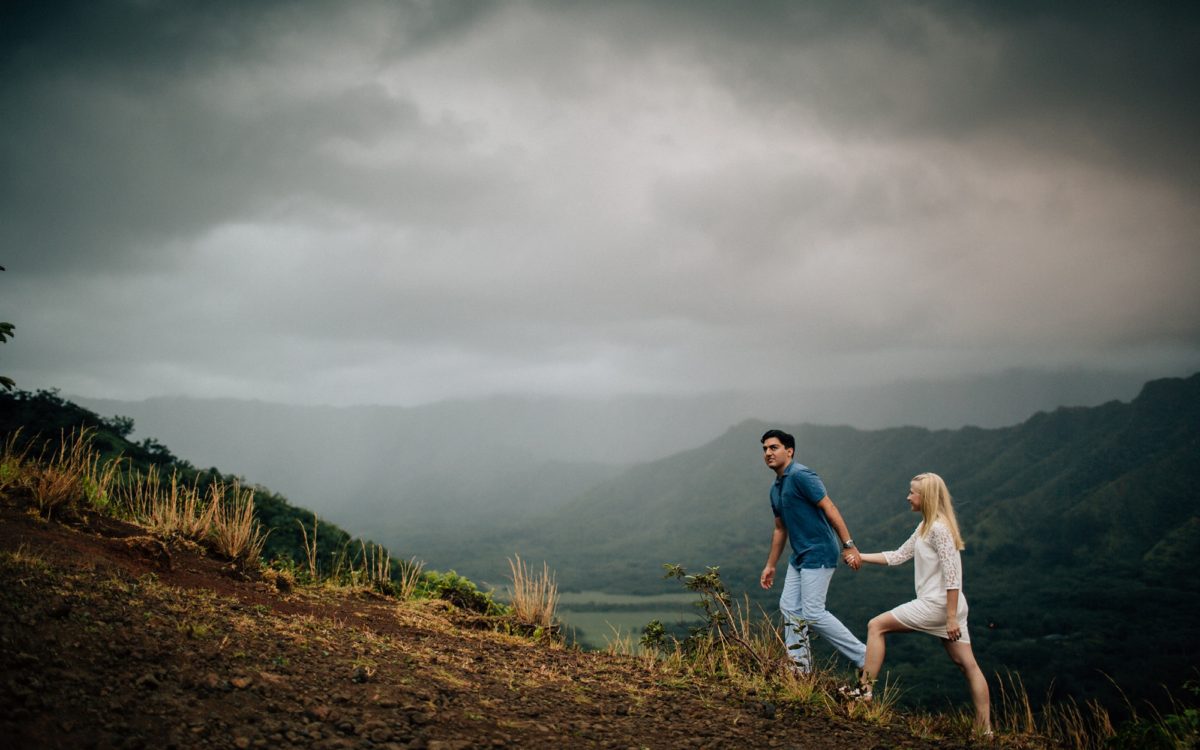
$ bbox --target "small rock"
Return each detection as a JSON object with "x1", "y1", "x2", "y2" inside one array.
[
  {"x1": 230, "y1": 676, "x2": 253, "y2": 690},
  {"x1": 305, "y1": 705, "x2": 332, "y2": 722},
  {"x1": 350, "y1": 666, "x2": 370, "y2": 683},
  {"x1": 369, "y1": 727, "x2": 393, "y2": 743},
  {"x1": 233, "y1": 737, "x2": 251, "y2": 750},
  {"x1": 135, "y1": 673, "x2": 159, "y2": 690}
]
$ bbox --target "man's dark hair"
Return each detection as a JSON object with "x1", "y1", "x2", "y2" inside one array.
[{"x1": 761, "y1": 429, "x2": 795, "y2": 450}]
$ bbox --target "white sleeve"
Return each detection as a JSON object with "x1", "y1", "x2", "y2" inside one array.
[
  {"x1": 929, "y1": 521, "x2": 963, "y2": 590},
  {"x1": 882, "y1": 528, "x2": 918, "y2": 566}
]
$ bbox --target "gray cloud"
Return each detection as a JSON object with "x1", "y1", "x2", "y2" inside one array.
[{"x1": 2, "y1": 0, "x2": 1197, "y2": 405}]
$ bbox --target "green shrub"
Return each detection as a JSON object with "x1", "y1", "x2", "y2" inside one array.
[
  {"x1": 423, "y1": 570, "x2": 508, "y2": 616},
  {"x1": 1106, "y1": 680, "x2": 1200, "y2": 750}
]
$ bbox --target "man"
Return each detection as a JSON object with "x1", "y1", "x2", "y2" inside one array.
[{"x1": 759, "y1": 428, "x2": 866, "y2": 673}]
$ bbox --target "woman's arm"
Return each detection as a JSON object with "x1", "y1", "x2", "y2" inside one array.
[
  {"x1": 945, "y1": 588, "x2": 962, "y2": 641},
  {"x1": 863, "y1": 528, "x2": 918, "y2": 567},
  {"x1": 857, "y1": 551, "x2": 889, "y2": 566}
]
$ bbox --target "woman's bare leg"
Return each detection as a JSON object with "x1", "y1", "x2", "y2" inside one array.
[
  {"x1": 864, "y1": 612, "x2": 912, "y2": 685},
  {"x1": 942, "y1": 639, "x2": 992, "y2": 734}
]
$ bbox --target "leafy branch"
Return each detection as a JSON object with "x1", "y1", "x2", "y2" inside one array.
[{"x1": 649, "y1": 563, "x2": 769, "y2": 675}]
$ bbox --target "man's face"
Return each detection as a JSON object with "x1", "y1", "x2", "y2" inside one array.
[{"x1": 762, "y1": 438, "x2": 793, "y2": 473}]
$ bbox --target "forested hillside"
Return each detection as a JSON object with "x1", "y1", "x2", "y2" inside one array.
[
  {"x1": 434, "y1": 373, "x2": 1200, "y2": 715},
  {"x1": 0, "y1": 390, "x2": 394, "y2": 575}
]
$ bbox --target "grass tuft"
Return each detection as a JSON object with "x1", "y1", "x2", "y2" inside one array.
[
  {"x1": 394, "y1": 556, "x2": 426, "y2": 600},
  {"x1": 25, "y1": 428, "x2": 117, "y2": 518},
  {"x1": 506, "y1": 555, "x2": 560, "y2": 632},
  {"x1": 207, "y1": 481, "x2": 269, "y2": 565}
]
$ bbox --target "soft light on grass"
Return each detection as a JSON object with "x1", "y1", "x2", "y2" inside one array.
[
  {"x1": 360, "y1": 540, "x2": 391, "y2": 587},
  {"x1": 991, "y1": 670, "x2": 1122, "y2": 749},
  {"x1": 123, "y1": 466, "x2": 215, "y2": 540},
  {"x1": 395, "y1": 556, "x2": 426, "y2": 600},
  {"x1": 602, "y1": 625, "x2": 665, "y2": 670},
  {"x1": 27, "y1": 428, "x2": 118, "y2": 517},
  {"x1": 844, "y1": 674, "x2": 902, "y2": 724},
  {"x1": 506, "y1": 555, "x2": 559, "y2": 631},
  {"x1": 0, "y1": 430, "x2": 29, "y2": 494},
  {"x1": 297, "y1": 513, "x2": 319, "y2": 581},
  {"x1": 208, "y1": 481, "x2": 268, "y2": 565}
]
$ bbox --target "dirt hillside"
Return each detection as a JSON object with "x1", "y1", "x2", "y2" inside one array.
[{"x1": 0, "y1": 504, "x2": 978, "y2": 750}]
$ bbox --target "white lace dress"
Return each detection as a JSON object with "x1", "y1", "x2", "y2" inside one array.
[{"x1": 882, "y1": 519, "x2": 971, "y2": 643}]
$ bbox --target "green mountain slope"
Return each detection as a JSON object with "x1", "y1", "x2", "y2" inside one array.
[
  {"x1": 442, "y1": 373, "x2": 1200, "y2": 714},
  {"x1": 0, "y1": 389, "x2": 396, "y2": 574}
]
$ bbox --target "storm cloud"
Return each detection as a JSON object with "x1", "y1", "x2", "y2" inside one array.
[{"x1": 3, "y1": 0, "x2": 1198, "y2": 405}]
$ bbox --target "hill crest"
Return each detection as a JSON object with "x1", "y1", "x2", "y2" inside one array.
[{"x1": 0, "y1": 500, "x2": 966, "y2": 749}]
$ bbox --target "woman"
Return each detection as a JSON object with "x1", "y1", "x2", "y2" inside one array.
[{"x1": 851, "y1": 472, "x2": 992, "y2": 736}]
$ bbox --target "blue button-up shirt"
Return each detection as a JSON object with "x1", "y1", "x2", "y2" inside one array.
[{"x1": 770, "y1": 461, "x2": 839, "y2": 569}]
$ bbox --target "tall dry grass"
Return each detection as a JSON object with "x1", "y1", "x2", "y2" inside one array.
[
  {"x1": 990, "y1": 671, "x2": 1117, "y2": 749},
  {"x1": 394, "y1": 556, "x2": 426, "y2": 600},
  {"x1": 207, "y1": 481, "x2": 268, "y2": 564},
  {"x1": 121, "y1": 466, "x2": 214, "y2": 539},
  {"x1": 506, "y1": 555, "x2": 559, "y2": 631},
  {"x1": 359, "y1": 540, "x2": 391, "y2": 586},
  {"x1": 298, "y1": 513, "x2": 320, "y2": 580},
  {"x1": 24, "y1": 428, "x2": 121, "y2": 517},
  {"x1": 0, "y1": 430, "x2": 29, "y2": 494},
  {"x1": 115, "y1": 466, "x2": 266, "y2": 566}
]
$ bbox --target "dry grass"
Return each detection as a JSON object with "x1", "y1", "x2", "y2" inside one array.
[
  {"x1": 359, "y1": 540, "x2": 391, "y2": 587},
  {"x1": 208, "y1": 481, "x2": 268, "y2": 565},
  {"x1": 506, "y1": 555, "x2": 559, "y2": 631},
  {"x1": 115, "y1": 467, "x2": 266, "y2": 566},
  {"x1": 394, "y1": 556, "x2": 426, "y2": 600},
  {"x1": 988, "y1": 670, "x2": 1122, "y2": 749},
  {"x1": 0, "y1": 430, "x2": 30, "y2": 494},
  {"x1": 297, "y1": 513, "x2": 319, "y2": 581},
  {"x1": 122, "y1": 466, "x2": 215, "y2": 540},
  {"x1": 20, "y1": 429, "x2": 122, "y2": 518}
]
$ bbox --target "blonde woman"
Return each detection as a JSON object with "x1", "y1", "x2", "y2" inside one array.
[{"x1": 852, "y1": 473, "x2": 992, "y2": 736}]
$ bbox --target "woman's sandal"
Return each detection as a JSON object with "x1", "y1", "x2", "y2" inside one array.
[{"x1": 837, "y1": 684, "x2": 873, "y2": 702}]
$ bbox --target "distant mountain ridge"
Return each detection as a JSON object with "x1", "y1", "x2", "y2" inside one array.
[
  {"x1": 73, "y1": 367, "x2": 1157, "y2": 545},
  {"x1": 429, "y1": 373, "x2": 1200, "y2": 714}
]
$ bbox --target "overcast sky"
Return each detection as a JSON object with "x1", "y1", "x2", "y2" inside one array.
[{"x1": 3, "y1": 0, "x2": 1198, "y2": 407}]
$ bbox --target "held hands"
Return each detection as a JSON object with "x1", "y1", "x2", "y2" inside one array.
[{"x1": 842, "y1": 548, "x2": 862, "y2": 570}]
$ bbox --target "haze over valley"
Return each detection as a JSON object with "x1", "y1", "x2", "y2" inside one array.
[{"x1": 77, "y1": 366, "x2": 1156, "y2": 553}]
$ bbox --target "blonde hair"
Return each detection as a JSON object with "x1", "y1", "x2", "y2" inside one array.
[{"x1": 911, "y1": 472, "x2": 965, "y2": 551}]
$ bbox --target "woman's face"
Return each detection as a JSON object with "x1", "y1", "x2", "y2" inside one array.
[{"x1": 907, "y1": 482, "x2": 923, "y2": 513}]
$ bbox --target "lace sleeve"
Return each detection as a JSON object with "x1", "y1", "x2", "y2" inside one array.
[
  {"x1": 929, "y1": 521, "x2": 962, "y2": 590},
  {"x1": 882, "y1": 528, "x2": 917, "y2": 566}
]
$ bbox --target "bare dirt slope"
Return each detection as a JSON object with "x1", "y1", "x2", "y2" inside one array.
[{"x1": 0, "y1": 505, "x2": 975, "y2": 750}]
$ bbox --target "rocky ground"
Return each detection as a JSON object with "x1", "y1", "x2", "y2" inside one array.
[{"x1": 0, "y1": 503, "x2": 987, "y2": 750}]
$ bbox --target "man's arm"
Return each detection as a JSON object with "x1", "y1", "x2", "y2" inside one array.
[
  {"x1": 760, "y1": 517, "x2": 788, "y2": 589},
  {"x1": 816, "y1": 496, "x2": 861, "y2": 570}
]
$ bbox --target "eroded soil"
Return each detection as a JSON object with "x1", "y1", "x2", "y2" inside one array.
[{"x1": 0, "y1": 504, "x2": 979, "y2": 749}]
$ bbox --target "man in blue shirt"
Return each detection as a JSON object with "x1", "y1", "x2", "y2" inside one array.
[{"x1": 759, "y1": 429, "x2": 866, "y2": 672}]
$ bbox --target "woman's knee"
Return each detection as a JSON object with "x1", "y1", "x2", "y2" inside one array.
[
  {"x1": 944, "y1": 643, "x2": 979, "y2": 671},
  {"x1": 867, "y1": 614, "x2": 889, "y2": 635}
]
